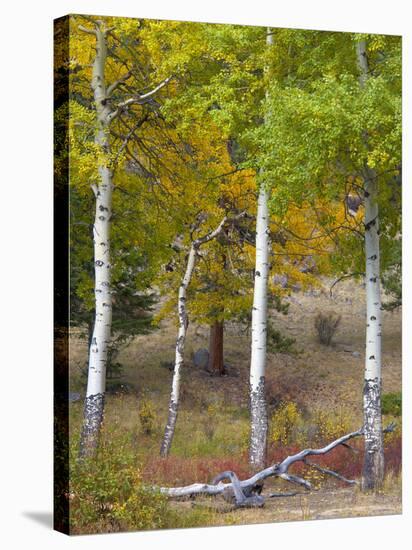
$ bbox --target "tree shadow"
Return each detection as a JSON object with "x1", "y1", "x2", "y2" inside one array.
[{"x1": 22, "y1": 511, "x2": 53, "y2": 529}]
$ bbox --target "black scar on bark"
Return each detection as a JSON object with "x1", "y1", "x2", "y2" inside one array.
[
  {"x1": 362, "y1": 377, "x2": 384, "y2": 489},
  {"x1": 369, "y1": 255, "x2": 377, "y2": 261},
  {"x1": 250, "y1": 376, "x2": 268, "y2": 467},
  {"x1": 370, "y1": 277, "x2": 377, "y2": 283},
  {"x1": 369, "y1": 355, "x2": 375, "y2": 360},
  {"x1": 160, "y1": 400, "x2": 179, "y2": 456},
  {"x1": 99, "y1": 205, "x2": 109, "y2": 212},
  {"x1": 370, "y1": 316, "x2": 376, "y2": 321},
  {"x1": 79, "y1": 393, "x2": 105, "y2": 458},
  {"x1": 365, "y1": 218, "x2": 377, "y2": 231},
  {"x1": 256, "y1": 271, "x2": 261, "y2": 277},
  {"x1": 363, "y1": 377, "x2": 381, "y2": 406}
]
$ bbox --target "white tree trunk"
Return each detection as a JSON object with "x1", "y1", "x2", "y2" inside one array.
[
  {"x1": 79, "y1": 24, "x2": 114, "y2": 458},
  {"x1": 356, "y1": 40, "x2": 384, "y2": 490},
  {"x1": 160, "y1": 215, "x2": 242, "y2": 456},
  {"x1": 76, "y1": 21, "x2": 173, "y2": 458},
  {"x1": 362, "y1": 173, "x2": 384, "y2": 489},
  {"x1": 249, "y1": 31, "x2": 272, "y2": 468},
  {"x1": 160, "y1": 245, "x2": 196, "y2": 457},
  {"x1": 249, "y1": 186, "x2": 270, "y2": 468}
]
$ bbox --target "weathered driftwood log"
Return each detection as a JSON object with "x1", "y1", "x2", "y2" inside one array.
[
  {"x1": 212, "y1": 471, "x2": 265, "y2": 508},
  {"x1": 158, "y1": 424, "x2": 395, "y2": 505}
]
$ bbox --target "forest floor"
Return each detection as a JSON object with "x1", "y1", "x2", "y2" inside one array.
[
  {"x1": 169, "y1": 486, "x2": 401, "y2": 526},
  {"x1": 68, "y1": 277, "x2": 402, "y2": 531}
]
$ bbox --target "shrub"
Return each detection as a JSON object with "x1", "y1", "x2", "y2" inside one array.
[
  {"x1": 269, "y1": 403, "x2": 353, "y2": 449},
  {"x1": 267, "y1": 323, "x2": 296, "y2": 354},
  {"x1": 314, "y1": 311, "x2": 341, "y2": 345},
  {"x1": 382, "y1": 392, "x2": 402, "y2": 416},
  {"x1": 310, "y1": 408, "x2": 350, "y2": 445},
  {"x1": 69, "y1": 432, "x2": 169, "y2": 534},
  {"x1": 271, "y1": 401, "x2": 302, "y2": 446},
  {"x1": 138, "y1": 398, "x2": 156, "y2": 435},
  {"x1": 142, "y1": 455, "x2": 251, "y2": 486}
]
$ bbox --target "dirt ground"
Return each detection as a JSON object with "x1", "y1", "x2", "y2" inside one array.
[{"x1": 171, "y1": 486, "x2": 401, "y2": 526}]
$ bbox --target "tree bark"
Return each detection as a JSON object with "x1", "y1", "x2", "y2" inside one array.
[
  {"x1": 249, "y1": 185, "x2": 269, "y2": 469},
  {"x1": 356, "y1": 40, "x2": 384, "y2": 491},
  {"x1": 249, "y1": 30, "x2": 272, "y2": 469},
  {"x1": 208, "y1": 320, "x2": 225, "y2": 375},
  {"x1": 79, "y1": 23, "x2": 114, "y2": 458},
  {"x1": 76, "y1": 20, "x2": 173, "y2": 459},
  {"x1": 160, "y1": 245, "x2": 196, "y2": 457},
  {"x1": 160, "y1": 214, "x2": 245, "y2": 456}
]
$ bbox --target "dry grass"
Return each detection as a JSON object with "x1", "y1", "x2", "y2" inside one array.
[
  {"x1": 68, "y1": 277, "x2": 402, "y2": 530},
  {"x1": 167, "y1": 486, "x2": 401, "y2": 527},
  {"x1": 70, "y1": 278, "x2": 401, "y2": 419}
]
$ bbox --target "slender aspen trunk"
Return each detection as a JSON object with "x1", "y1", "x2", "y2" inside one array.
[
  {"x1": 160, "y1": 246, "x2": 196, "y2": 457},
  {"x1": 249, "y1": 186, "x2": 270, "y2": 468},
  {"x1": 208, "y1": 321, "x2": 225, "y2": 375},
  {"x1": 357, "y1": 40, "x2": 384, "y2": 490},
  {"x1": 249, "y1": 31, "x2": 272, "y2": 469},
  {"x1": 79, "y1": 24, "x2": 114, "y2": 458},
  {"x1": 160, "y1": 215, "x2": 237, "y2": 456}
]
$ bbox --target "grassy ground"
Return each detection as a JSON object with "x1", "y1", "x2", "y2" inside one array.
[
  {"x1": 169, "y1": 484, "x2": 401, "y2": 526},
  {"x1": 68, "y1": 278, "x2": 402, "y2": 533}
]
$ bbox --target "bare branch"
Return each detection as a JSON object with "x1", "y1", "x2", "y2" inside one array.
[
  {"x1": 304, "y1": 460, "x2": 358, "y2": 485},
  {"x1": 212, "y1": 471, "x2": 264, "y2": 508},
  {"x1": 108, "y1": 76, "x2": 173, "y2": 121},
  {"x1": 329, "y1": 272, "x2": 364, "y2": 297},
  {"x1": 78, "y1": 24, "x2": 97, "y2": 36},
  {"x1": 194, "y1": 212, "x2": 247, "y2": 248},
  {"x1": 383, "y1": 422, "x2": 396, "y2": 434},
  {"x1": 112, "y1": 115, "x2": 150, "y2": 166},
  {"x1": 107, "y1": 71, "x2": 133, "y2": 97},
  {"x1": 268, "y1": 491, "x2": 301, "y2": 498},
  {"x1": 278, "y1": 473, "x2": 312, "y2": 490},
  {"x1": 341, "y1": 442, "x2": 360, "y2": 454}
]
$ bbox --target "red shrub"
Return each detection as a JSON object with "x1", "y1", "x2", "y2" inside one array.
[
  {"x1": 268, "y1": 435, "x2": 401, "y2": 486},
  {"x1": 143, "y1": 436, "x2": 401, "y2": 487},
  {"x1": 142, "y1": 456, "x2": 251, "y2": 486}
]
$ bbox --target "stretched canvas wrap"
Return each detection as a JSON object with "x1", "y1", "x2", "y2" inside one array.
[{"x1": 54, "y1": 14, "x2": 402, "y2": 535}]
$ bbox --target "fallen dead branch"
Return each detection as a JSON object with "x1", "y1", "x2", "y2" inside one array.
[{"x1": 157, "y1": 424, "x2": 395, "y2": 507}]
